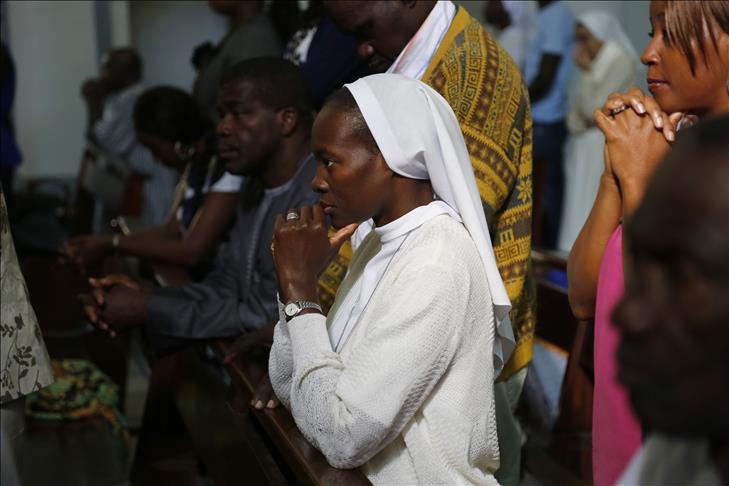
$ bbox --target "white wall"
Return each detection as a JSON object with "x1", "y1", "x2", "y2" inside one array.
[
  {"x1": 130, "y1": 0, "x2": 228, "y2": 91},
  {"x1": 109, "y1": 0, "x2": 131, "y2": 47},
  {"x1": 7, "y1": 0, "x2": 99, "y2": 178}
]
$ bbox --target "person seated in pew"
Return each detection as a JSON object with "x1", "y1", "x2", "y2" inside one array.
[
  {"x1": 82, "y1": 58, "x2": 318, "y2": 352},
  {"x1": 268, "y1": 74, "x2": 512, "y2": 485},
  {"x1": 64, "y1": 86, "x2": 242, "y2": 275},
  {"x1": 613, "y1": 115, "x2": 729, "y2": 485},
  {"x1": 82, "y1": 47, "x2": 178, "y2": 227}
]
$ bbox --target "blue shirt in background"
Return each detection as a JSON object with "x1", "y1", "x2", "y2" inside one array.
[{"x1": 524, "y1": 1, "x2": 575, "y2": 123}]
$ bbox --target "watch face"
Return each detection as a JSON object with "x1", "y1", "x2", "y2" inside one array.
[{"x1": 284, "y1": 302, "x2": 300, "y2": 317}]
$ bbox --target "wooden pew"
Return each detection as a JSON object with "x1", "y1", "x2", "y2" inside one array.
[
  {"x1": 127, "y1": 230, "x2": 370, "y2": 485},
  {"x1": 212, "y1": 340, "x2": 369, "y2": 486},
  {"x1": 525, "y1": 249, "x2": 594, "y2": 485}
]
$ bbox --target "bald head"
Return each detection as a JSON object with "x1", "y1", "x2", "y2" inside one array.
[{"x1": 102, "y1": 48, "x2": 142, "y2": 90}]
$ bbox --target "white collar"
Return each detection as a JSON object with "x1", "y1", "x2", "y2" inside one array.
[
  {"x1": 374, "y1": 200, "x2": 459, "y2": 243},
  {"x1": 328, "y1": 200, "x2": 459, "y2": 352},
  {"x1": 386, "y1": 1, "x2": 456, "y2": 80}
]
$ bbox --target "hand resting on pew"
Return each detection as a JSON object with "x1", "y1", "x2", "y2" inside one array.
[
  {"x1": 222, "y1": 322, "x2": 281, "y2": 410},
  {"x1": 251, "y1": 373, "x2": 279, "y2": 410}
]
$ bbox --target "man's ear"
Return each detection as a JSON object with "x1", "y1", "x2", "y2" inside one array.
[{"x1": 277, "y1": 107, "x2": 298, "y2": 137}]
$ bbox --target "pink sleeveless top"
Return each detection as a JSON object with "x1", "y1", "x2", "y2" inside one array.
[{"x1": 592, "y1": 225, "x2": 642, "y2": 485}]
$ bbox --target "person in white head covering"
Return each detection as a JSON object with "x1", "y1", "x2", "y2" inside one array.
[
  {"x1": 557, "y1": 11, "x2": 639, "y2": 251},
  {"x1": 268, "y1": 73, "x2": 513, "y2": 485},
  {"x1": 484, "y1": 0, "x2": 537, "y2": 73}
]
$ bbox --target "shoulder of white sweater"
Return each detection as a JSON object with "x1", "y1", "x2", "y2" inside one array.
[{"x1": 400, "y1": 215, "x2": 482, "y2": 269}]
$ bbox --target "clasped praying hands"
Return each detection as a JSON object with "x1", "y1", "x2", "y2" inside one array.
[
  {"x1": 79, "y1": 274, "x2": 150, "y2": 337},
  {"x1": 594, "y1": 89, "x2": 684, "y2": 215},
  {"x1": 272, "y1": 204, "x2": 358, "y2": 304}
]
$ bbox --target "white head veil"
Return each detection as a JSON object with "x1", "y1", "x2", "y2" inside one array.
[
  {"x1": 578, "y1": 10, "x2": 640, "y2": 63},
  {"x1": 344, "y1": 73, "x2": 515, "y2": 374}
]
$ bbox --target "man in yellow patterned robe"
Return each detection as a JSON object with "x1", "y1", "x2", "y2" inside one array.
[{"x1": 324, "y1": 1, "x2": 534, "y2": 385}]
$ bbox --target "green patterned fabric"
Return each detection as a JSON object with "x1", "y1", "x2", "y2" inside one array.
[{"x1": 26, "y1": 359, "x2": 126, "y2": 435}]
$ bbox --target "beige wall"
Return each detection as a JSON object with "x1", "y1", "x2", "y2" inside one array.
[
  {"x1": 7, "y1": 0, "x2": 98, "y2": 178},
  {"x1": 130, "y1": 0, "x2": 228, "y2": 91}
]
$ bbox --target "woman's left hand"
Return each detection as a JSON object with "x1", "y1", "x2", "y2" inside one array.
[{"x1": 272, "y1": 204, "x2": 358, "y2": 303}]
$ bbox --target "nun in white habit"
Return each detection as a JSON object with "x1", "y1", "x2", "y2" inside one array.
[
  {"x1": 268, "y1": 73, "x2": 515, "y2": 485},
  {"x1": 557, "y1": 11, "x2": 639, "y2": 251}
]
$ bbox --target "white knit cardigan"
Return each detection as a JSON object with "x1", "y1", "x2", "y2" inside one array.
[{"x1": 269, "y1": 215, "x2": 500, "y2": 485}]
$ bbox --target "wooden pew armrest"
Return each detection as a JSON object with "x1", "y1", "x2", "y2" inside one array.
[{"x1": 214, "y1": 340, "x2": 371, "y2": 486}]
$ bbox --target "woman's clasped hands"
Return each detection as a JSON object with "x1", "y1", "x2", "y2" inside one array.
[{"x1": 593, "y1": 87, "x2": 687, "y2": 212}]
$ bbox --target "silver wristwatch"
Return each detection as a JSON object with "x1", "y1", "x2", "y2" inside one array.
[{"x1": 283, "y1": 300, "x2": 322, "y2": 321}]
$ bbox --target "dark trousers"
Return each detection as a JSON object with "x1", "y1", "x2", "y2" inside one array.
[{"x1": 532, "y1": 120, "x2": 567, "y2": 249}]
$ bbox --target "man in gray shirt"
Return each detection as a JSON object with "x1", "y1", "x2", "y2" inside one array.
[{"x1": 86, "y1": 58, "x2": 317, "y2": 354}]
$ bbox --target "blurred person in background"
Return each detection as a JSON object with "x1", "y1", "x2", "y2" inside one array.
[
  {"x1": 82, "y1": 47, "x2": 177, "y2": 227},
  {"x1": 557, "y1": 11, "x2": 638, "y2": 252},
  {"x1": 0, "y1": 41, "x2": 21, "y2": 214},
  {"x1": 524, "y1": 0, "x2": 574, "y2": 249},
  {"x1": 484, "y1": 0, "x2": 537, "y2": 73},
  {"x1": 195, "y1": 0, "x2": 282, "y2": 123},
  {"x1": 65, "y1": 87, "x2": 241, "y2": 276},
  {"x1": 283, "y1": 0, "x2": 372, "y2": 109}
]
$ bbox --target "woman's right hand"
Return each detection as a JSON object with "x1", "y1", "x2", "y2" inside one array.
[{"x1": 600, "y1": 87, "x2": 682, "y2": 143}]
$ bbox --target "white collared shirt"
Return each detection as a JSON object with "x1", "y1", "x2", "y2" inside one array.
[{"x1": 386, "y1": 1, "x2": 456, "y2": 80}]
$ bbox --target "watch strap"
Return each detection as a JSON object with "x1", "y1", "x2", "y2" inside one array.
[{"x1": 284, "y1": 300, "x2": 322, "y2": 321}]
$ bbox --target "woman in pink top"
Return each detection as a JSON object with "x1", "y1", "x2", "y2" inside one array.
[{"x1": 567, "y1": 1, "x2": 729, "y2": 484}]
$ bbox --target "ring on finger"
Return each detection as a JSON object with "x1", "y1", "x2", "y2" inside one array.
[
  {"x1": 610, "y1": 105, "x2": 628, "y2": 116},
  {"x1": 285, "y1": 210, "x2": 300, "y2": 222}
]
